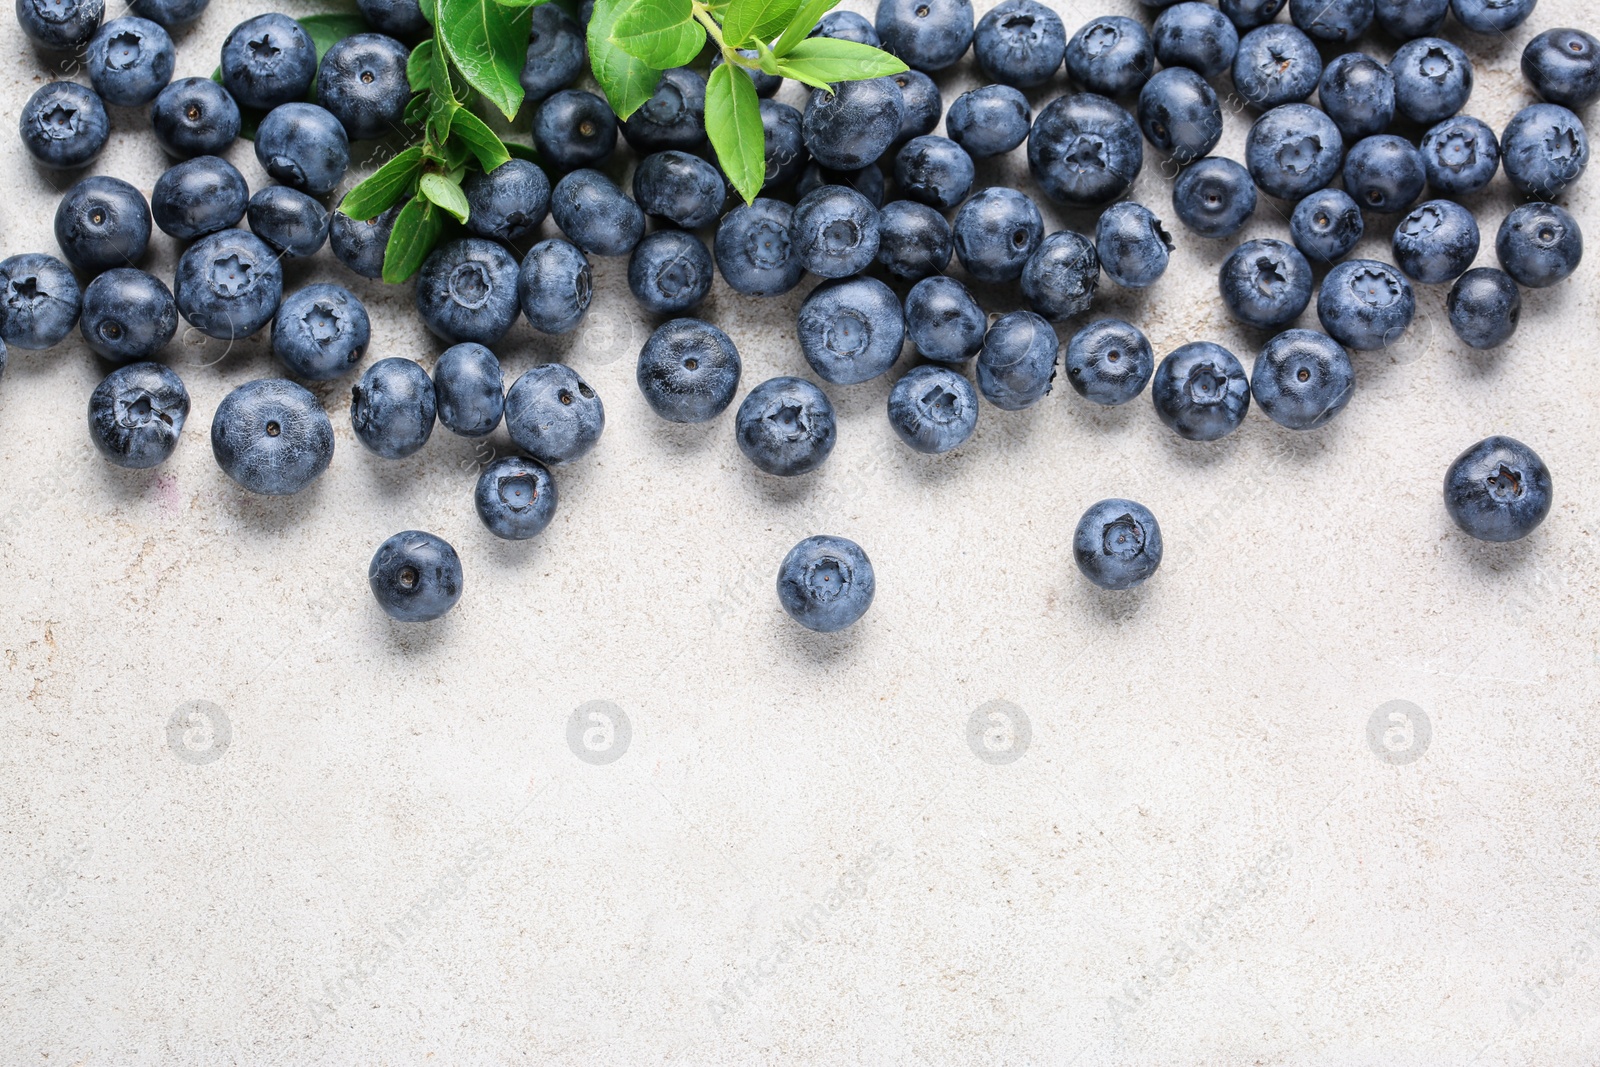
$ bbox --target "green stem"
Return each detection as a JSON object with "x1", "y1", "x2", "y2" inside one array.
[{"x1": 690, "y1": 1, "x2": 761, "y2": 69}]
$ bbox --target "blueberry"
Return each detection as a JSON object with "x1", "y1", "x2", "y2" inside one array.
[
  {"x1": 245, "y1": 186, "x2": 327, "y2": 261},
  {"x1": 0, "y1": 253, "x2": 81, "y2": 351},
  {"x1": 802, "y1": 76, "x2": 904, "y2": 171},
  {"x1": 1152, "y1": 2, "x2": 1238, "y2": 78},
  {"x1": 504, "y1": 363, "x2": 603, "y2": 465},
  {"x1": 518, "y1": 238, "x2": 593, "y2": 333},
  {"x1": 715, "y1": 199, "x2": 803, "y2": 297},
  {"x1": 87, "y1": 361, "x2": 189, "y2": 469},
  {"x1": 1021, "y1": 230, "x2": 1100, "y2": 321},
  {"x1": 16, "y1": 0, "x2": 102, "y2": 50},
  {"x1": 1095, "y1": 202, "x2": 1172, "y2": 289},
  {"x1": 1171, "y1": 157, "x2": 1256, "y2": 239},
  {"x1": 946, "y1": 85, "x2": 1030, "y2": 158},
  {"x1": 433, "y1": 343, "x2": 504, "y2": 437},
  {"x1": 330, "y1": 205, "x2": 400, "y2": 280},
  {"x1": 619, "y1": 67, "x2": 705, "y2": 153},
  {"x1": 798, "y1": 277, "x2": 904, "y2": 385},
  {"x1": 316, "y1": 33, "x2": 410, "y2": 141},
  {"x1": 1233, "y1": 24, "x2": 1321, "y2": 108},
  {"x1": 221, "y1": 13, "x2": 317, "y2": 111},
  {"x1": 521, "y1": 4, "x2": 586, "y2": 103},
  {"x1": 876, "y1": 0, "x2": 974, "y2": 72},
  {"x1": 1151, "y1": 341, "x2": 1249, "y2": 441},
  {"x1": 129, "y1": 0, "x2": 206, "y2": 27},
  {"x1": 1447, "y1": 267, "x2": 1521, "y2": 349},
  {"x1": 887, "y1": 364, "x2": 978, "y2": 453},
  {"x1": 893, "y1": 135, "x2": 974, "y2": 210},
  {"x1": 1219, "y1": 238, "x2": 1313, "y2": 329},
  {"x1": 79, "y1": 268, "x2": 176, "y2": 361},
  {"x1": 1501, "y1": 103, "x2": 1590, "y2": 200},
  {"x1": 952, "y1": 187, "x2": 1042, "y2": 283},
  {"x1": 210, "y1": 378, "x2": 333, "y2": 495},
  {"x1": 792, "y1": 186, "x2": 879, "y2": 279},
  {"x1": 54, "y1": 176, "x2": 150, "y2": 274},
  {"x1": 1444, "y1": 436, "x2": 1552, "y2": 542},
  {"x1": 628, "y1": 230, "x2": 713, "y2": 316},
  {"x1": 254, "y1": 102, "x2": 350, "y2": 197},
  {"x1": 890, "y1": 70, "x2": 943, "y2": 146},
  {"x1": 735, "y1": 376, "x2": 837, "y2": 475},
  {"x1": 1245, "y1": 104, "x2": 1344, "y2": 201},
  {"x1": 876, "y1": 199, "x2": 952, "y2": 281},
  {"x1": 811, "y1": 9, "x2": 879, "y2": 45},
  {"x1": 475, "y1": 456, "x2": 556, "y2": 540},
  {"x1": 777, "y1": 535, "x2": 875, "y2": 632},
  {"x1": 1316, "y1": 259, "x2": 1416, "y2": 350},
  {"x1": 20, "y1": 81, "x2": 109, "y2": 170},
  {"x1": 177, "y1": 231, "x2": 282, "y2": 340},
  {"x1": 974, "y1": 0, "x2": 1065, "y2": 87},
  {"x1": 1419, "y1": 116, "x2": 1500, "y2": 196},
  {"x1": 1391, "y1": 38, "x2": 1472, "y2": 125},
  {"x1": 1028, "y1": 93, "x2": 1143, "y2": 206},
  {"x1": 1064, "y1": 318, "x2": 1153, "y2": 405},
  {"x1": 86, "y1": 16, "x2": 174, "y2": 106},
  {"x1": 1523, "y1": 28, "x2": 1600, "y2": 110},
  {"x1": 358, "y1": 0, "x2": 427, "y2": 37},
  {"x1": 272, "y1": 283, "x2": 370, "y2": 380},
  {"x1": 1064, "y1": 15, "x2": 1154, "y2": 97},
  {"x1": 1392, "y1": 199, "x2": 1479, "y2": 285},
  {"x1": 1250, "y1": 329, "x2": 1354, "y2": 430},
  {"x1": 794, "y1": 162, "x2": 886, "y2": 207},
  {"x1": 760, "y1": 99, "x2": 809, "y2": 191},
  {"x1": 636, "y1": 317, "x2": 741, "y2": 423},
  {"x1": 710, "y1": 50, "x2": 782, "y2": 99},
  {"x1": 1289, "y1": 188, "x2": 1364, "y2": 263},
  {"x1": 905, "y1": 276, "x2": 986, "y2": 362},
  {"x1": 534, "y1": 89, "x2": 616, "y2": 170},
  {"x1": 1289, "y1": 0, "x2": 1372, "y2": 41},
  {"x1": 1317, "y1": 53, "x2": 1395, "y2": 140},
  {"x1": 369, "y1": 531, "x2": 462, "y2": 622},
  {"x1": 1449, "y1": 0, "x2": 1535, "y2": 34},
  {"x1": 1137, "y1": 67, "x2": 1224, "y2": 165},
  {"x1": 549, "y1": 169, "x2": 645, "y2": 256},
  {"x1": 1343, "y1": 134, "x2": 1426, "y2": 214},
  {"x1": 1374, "y1": 0, "x2": 1448, "y2": 38},
  {"x1": 150, "y1": 78, "x2": 240, "y2": 161},
  {"x1": 1218, "y1": 0, "x2": 1285, "y2": 29},
  {"x1": 977, "y1": 310, "x2": 1057, "y2": 410},
  {"x1": 632, "y1": 150, "x2": 726, "y2": 230},
  {"x1": 151, "y1": 156, "x2": 249, "y2": 241},
  {"x1": 415, "y1": 237, "x2": 520, "y2": 345},
  {"x1": 1074, "y1": 499, "x2": 1163, "y2": 590},
  {"x1": 1495, "y1": 202, "x2": 1583, "y2": 288},
  {"x1": 351, "y1": 357, "x2": 436, "y2": 459}
]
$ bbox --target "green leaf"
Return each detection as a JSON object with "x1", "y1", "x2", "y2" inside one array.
[
  {"x1": 610, "y1": 0, "x2": 706, "y2": 68},
  {"x1": 722, "y1": 0, "x2": 800, "y2": 46},
  {"x1": 771, "y1": 0, "x2": 838, "y2": 55},
  {"x1": 449, "y1": 108, "x2": 514, "y2": 171},
  {"x1": 299, "y1": 13, "x2": 370, "y2": 62},
  {"x1": 383, "y1": 197, "x2": 446, "y2": 284},
  {"x1": 587, "y1": 0, "x2": 665, "y2": 118},
  {"x1": 774, "y1": 36, "x2": 906, "y2": 85},
  {"x1": 407, "y1": 39, "x2": 436, "y2": 92},
  {"x1": 429, "y1": 50, "x2": 459, "y2": 141},
  {"x1": 403, "y1": 93, "x2": 430, "y2": 124},
  {"x1": 503, "y1": 141, "x2": 542, "y2": 163},
  {"x1": 440, "y1": 134, "x2": 473, "y2": 170},
  {"x1": 420, "y1": 173, "x2": 471, "y2": 223},
  {"x1": 338, "y1": 145, "x2": 425, "y2": 220},
  {"x1": 438, "y1": 0, "x2": 533, "y2": 120},
  {"x1": 493, "y1": 0, "x2": 548, "y2": 7},
  {"x1": 705, "y1": 61, "x2": 765, "y2": 205}
]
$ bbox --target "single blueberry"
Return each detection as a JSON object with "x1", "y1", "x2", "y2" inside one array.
[
  {"x1": 1233, "y1": 24, "x2": 1321, "y2": 108},
  {"x1": 87, "y1": 361, "x2": 189, "y2": 469},
  {"x1": 86, "y1": 16, "x2": 174, "y2": 106},
  {"x1": 894, "y1": 135, "x2": 974, "y2": 210},
  {"x1": 760, "y1": 99, "x2": 809, "y2": 191},
  {"x1": 534, "y1": 89, "x2": 616, "y2": 170},
  {"x1": 1523, "y1": 28, "x2": 1600, "y2": 110},
  {"x1": 1219, "y1": 238, "x2": 1313, "y2": 329},
  {"x1": 248, "y1": 186, "x2": 330, "y2": 259},
  {"x1": 504, "y1": 363, "x2": 604, "y2": 465},
  {"x1": 330, "y1": 205, "x2": 400, "y2": 280},
  {"x1": 0, "y1": 253, "x2": 80, "y2": 351},
  {"x1": 802, "y1": 76, "x2": 905, "y2": 172},
  {"x1": 1064, "y1": 318, "x2": 1153, "y2": 405},
  {"x1": 1246, "y1": 104, "x2": 1344, "y2": 201},
  {"x1": 79, "y1": 268, "x2": 176, "y2": 362},
  {"x1": 1250, "y1": 329, "x2": 1354, "y2": 430},
  {"x1": 521, "y1": 4, "x2": 586, "y2": 103},
  {"x1": 887, "y1": 364, "x2": 979, "y2": 453},
  {"x1": 1450, "y1": 0, "x2": 1535, "y2": 35},
  {"x1": 905, "y1": 276, "x2": 986, "y2": 362},
  {"x1": 369, "y1": 531, "x2": 462, "y2": 622},
  {"x1": 549, "y1": 169, "x2": 645, "y2": 257},
  {"x1": 798, "y1": 277, "x2": 904, "y2": 385},
  {"x1": 946, "y1": 85, "x2": 1030, "y2": 158},
  {"x1": 1021, "y1": 230, "x2": 1100, "y2": 321},
  {"x1": 20, "y1": 81, "x2": 109, "y2": 170},
  {"x1": 627, "y1": 230, "x2": 713, "y2": 316},
  {"x1": 316, "y1": 33, "x2": 410, "y2": 141},
  {"x1": 1420, "y1": 116, "x2": 1500, "y2": 196},
  {"x1": 1219, "y1": 0, "x2": 1286, "y2": 29},
  {"x1": 152, "y1": 155, "x2": 249, "y2": 241},
  {"x1": 636, "y1": 317, "x2": 741, "y2": 423},
  {"x1": 130, "y1": 0, "x2": 207, "y2": 28},
  {"x1": 1444, "y1": 436, "x2": 1552, "y2": 542},
  {"x1": 794, "y1": 162, "x2": 886, "y2": 207},
  {"x1": 1495, "y1": 202, "x2": 1583, "y2": 288},
  {"x1": 1153, "y1": 2, "x2": 1239, "y2": 78},
  {"x1": 1096, "y1": 202, "x2": 1173, "y2": 289},
  {"x1": 792, "y1": 186, "x2": 880, "y2": 279},
  {"x1": 1391, "y1": 37, "x2": 1473, "y2": 125},
  {"x1": 1289, "y1": 0, "x2": 1372, "y2": 41},
  {"x1": 1342, "y1": 134, "x2": 1426, "y2": 214},
  {"x1": 633, "y1": 150, "x2": 726, "y2": 230},
  {"x1": 351, "y1": 358, "x2": 436, "y2": 459},
  {"x1": 433, "y1": 343, "x2": 504, "y2": 437},
  {"x1": 890, "y1": 70, "x2": 943, "y2": 147},
  {"x1": 811, "y1": 9, "x2": 879, "y2": 45},
  {"x1": 272, "y1": 283, "x2": 370, "y2": 380},
  {"x1": 221, "y1": 13, "x2": 317, "y2": 111},
  {"x1": 1447, "y1": 268, "x2": 1521, "y2": 349},
  {"x1": 17, "y1": 0, "x2": 103, "y2": 50},
  {"x1": 358, "y1": 0, "x2": 427, "y2": 37},
  {"x1": 1171, "y1": 157, "x2": 1256, "y2": 238},
  {"x1": 1290, "y1": 188, "x2": 1364, "y2": 263},
  {"x1": 1151, "y1": 341, "x2": 1250, "y2": 441},
  {"x1": 977, "y1": 310, "x2": 1058, "y2": 410},
  {"x1": 715, "y1": 199, "x2": 803, "y2": 297},
  {"x1": 735, "y1": 376, "x2": 837, "y2": 475},
  {"x1": 518, "y1": 238, "x2": 593, "y2": 333},
  {"x1": 777, "y1": 535, "x2": 875, "y2": 632},
  {"x1": 1392, "y1": 199, "x2": 1480, "y2": 285},
  {"x1": 174, "y1": 230, "x2": 282, "y2": 340},
  {"x1": 619, "y1": 67, "x2": 705, "y2": 153},
  {"x1": 952, "y1": 186, "x2": 1043, "y2": 283},
  {"x1": 210, "y1": 378, "x2": 334, "y2": 495},
  {"x1": 1318, "y1": 53, "x2": 1396, "y2": 140},
  {"x1": 876, "y1": 0, "x2": 974, "y2": 72},
  {"x1": 1074, "y1": 499, "x2": 1162, "y2": 590},
  {"x1": 1500, "y1": 103, "x2": 1590, "y2": 200},
  {"x1": 254, "y1": 102, "x2": 350, "y2": 197},
  {"x1": 151, "y1": 77, "x2": 241, "y2": 158},
  {"x1": 1316, "y1": 259, "x2": 1416, "y2": 350},
  {"x1": 974, "y1": 0, "x2": 1065, "y2": 87},
  {"x1": 876, "y1": 199, "x2": 952, "y2": 281},
  {"x1": 1374, "y1": 0, "x2": 1447, "y2": 38},
  {"x1": 1028, "y1": 92, "x2": 1144, "y2": 206},
  {"x1": 416, "y1": 237, "x2": 521, "y2": 345},
  {"x1": 475, "y1": 456, "x2": 557, "y2": 540},
  {"x1": 1138, "y1": 67, "x2": 1224, "y2": 164},
  {"x1": 1064, "y1": 15, "x2": 1154, "y2": 97},
  {"x1": 55, "y1": 175, "x2": 151, "y2": 274}
]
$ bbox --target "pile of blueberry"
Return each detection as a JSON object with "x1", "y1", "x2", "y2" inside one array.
[{"x1": 2, "y1": 0, "x2": 1586, "y2": 631}]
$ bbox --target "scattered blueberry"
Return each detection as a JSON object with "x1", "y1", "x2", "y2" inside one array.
[
  {"x1": 1374, "y1": 0, "x2": 1448, "y2": 38},
  {"x1": 254, "y1": 102, "x2": 350, "y2": 197},
  {"x1": 1219, "y1": 0, "x2": 1287, "y2": 30},
  {"x1": 210, "y1": 377, "x2": 333, "y2": 495},
  {"x1": 715, "y1": 199, "x2": 804, "y2": 297},
  {"x1": 415, "y1": 237, "x2": 521, "y2": 344},
  {"x1": 1316, "y1": 259, "x2": 1416, "y2": 350},
  {"x1": 151, "y1": 77, "x2": 240, "y2": 158},
  {"x1": 0, "y1": 253, "x2": 81, "y2": 351},
  {"x1": 893, "y1": 136, "x2": 974, "y2": 211},
  {"x1": 636, "y1": 317, "x2": 741, "y2": 423},
  {"x1": 632, "y1": 150, "x2": 726, "y2": 230},
  {"x1": 905, "y1": 276, "x2": 986, "y2": 362},
  {"x1": 1500, "y1": 103, "x2": 1590, "y2": 199},
  {"x1": 627, "y1": 230, "x2": 713, "y2": 316},
  {"x1": 794, "y1": 162, "x2": 886, "y2": 207},
  {"x1": 1391, "y1": 37, "x2": 1473, "y2": 125},
  {"x1": 549, "y1": 169, "x2": 645, "y2": 257},
  {"x1": 433, "y1": 343, "x2": 504, "y2": 437},
  {"x1": 792, "y1": 185, "x2": 880, "y2": 279},
  {"x1": 1420, "y1": 116, "x2": 1500, "y2": 196},
  {"x1": 945, "y1": 84, "x2": 1030, "y2": 158},
  {"x1": 55, "y1": 175, "x2": 151, "y2": 274},
  {"x1": 1063, "y1": 15, "x2": 1154, "y2": 98},
  {"x1": 369, "y1": 531, "x2": 463, "y2": 622},
  {"x1": 533, "y1": 89, "x2": 617, "y2": 171},
  {"x1": 777, "y1": 535, "x2": 875, "y2": 632},
  {"x1": 619, "y1": 67, "x2": 705, "y2": 153},
  {"x1": 475, "y1": 456, "x2": 557, "y2": 540},
  {"x1": 798, "y1": 277, "x2": 904, "y2": 385},
  {"x1": 891, "y1": 69, "x2": 943, "y2": 146},
  {"x1": 351, "y1": 357, "x2": 436, "y2": 459},
  {"x1": 1392, "y1": 199, "x2": 1480, "y2": 285},
  {"x1": 1151, "y1": 342, "x2": 1250, "y2": 441},
  {"x1": 974, "y1": 0, "x2": 1065, "y2": 87},
  {"x1": 1447, "y1": 267, "x2": 1521, "y2": 349},
  {"x1": 1095, "y1": 202, "x2": 1173, "y2": 289},
  {"x1": 272, "y1": 283, "x2": 370, "y2": 380},
  {"x1": 130, "y1": 0, "x2": 207, "y2": 27},
  {"x1": 812, "y1": 9, "x2": 879, "y2": 45},
  {"x1": 1289, "y1": 0, "x2": 1372, "y2": 41},
  {"x1": 152, "y1": 155, "x2": 249, "y2": 241},
  {"x1": 803, "y1": 76, "x2": 905, "y2": 171},
  {"x1": 735, "y1": 376, "x2": 837, "y2": 476},
  {"x1": 504, "y1": 363, "x2": 604, "y2": 465},
  {"x1": 1495, "y1": 201, "x2": 1583, "y2": 288},
  {"x1": 1153, "y1": 2, "x2": 1239, "y2": 78},
  {"x1": 521, "y1": 3, "x2": 586, "y2": 104},
  {"x1": 953, "y1": 187, "x2": 1043, "y2": 283},
  {"x1": 1021, "y1": 230, "x2": 1100, "y2": 321},
  {"x1": 760, "y1": 99, "x2": 809, "y2": 191},
  {"x1": 875, "y1": 199, "x2": 953, "y2": 281},
  {"x1": 518, "y1": 238, "x2": 593, "y2": 334},
  {"x1": 316, "y1": 33, "x2": 410, "y2": 142},
  {"x1": 1246, "y1": 104, "x2": 1344, "y2": 201},
  {"x1": 1074, "y1": 499, "x2": 1162, "y2": 590},
  {"x1": 1219, "y1": 238, "x2": 1314, "y2": 329},
  {"x1": 1317, "y1": 53, "x2": 1395, "y2": 140},
  {"x1": 16, "y1": 0, "x2": 103, "y2": 50},
  {"x1": 876, "y1": 0, "x2": 974, "y2": 72},
  {"x1": 220, "y1": 13, "x2": 317, "y2": 111},
  {"x1": 20, "y1": 81, "x2": 110, "y2": 170},
  {"x1": 1232, "y1": 24, "x2": 1322, "y2": 109},
  {"x1": 1171, "y1": 157, "x2": 1256, "y2": 239},
  {"x1": 977, "y1": 310, "x2": 1058, "y2": 410},
  {"x1": 1343, "y1": 134, "x2": 1426, "y2": 213},
  {"x1": 329, "y1": 205, "x2": 399, "y2": 280},
  {"x1": 1138, "y1": 66, "x2": 1224, "y2": 164},
  {"x1": 1250, "y1": 329, "x2": 1354, "y2": 430},
  {"x1": 1028, "y1": 92, "x2": 1143, "y2": 206},
  {"x1": 1443, "y1": 435, "x2": 1552, "y2": 542},
  {"x1": 79, "y1": 268, "x2": 176, "y2": 362},
  {"x1": 248, "y1": 186, "x2": 329, "y2": 259},
  {"x1": 1065, "y1": 318, "x2": 1154, "y2": 405},
  {"x1": 1290, "y1": 188, "x2": 1364, "y2": 263},
  {"x1": 87, "y1": 361, "x2": 189, "y2": 469},
  {"x1": 887, "y1": 364, "x2": 979, "y2": 453},
  {"x1": 1523, "y1": 28, "x2": 1600, "y2": 110},
  {"x1": 1450, "y1": 0, "x2": 1536, "y2": 34},
  {"x1": 358, "y1": 0, "x2": 427, "y2": 38},
  {"x1": 87, "y1": 16, "x2": 175, "y2": 107}
]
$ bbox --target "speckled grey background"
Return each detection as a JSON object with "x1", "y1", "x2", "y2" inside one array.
[{"x1": 2, "y1": 0, "x2": 1598, "y2": 1062}]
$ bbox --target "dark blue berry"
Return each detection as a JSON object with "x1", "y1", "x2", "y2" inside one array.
[
  {"x1": 777, "y1": 535, "x2": 874, "y2": 632},
  {"x1": 272, "y1": 283, "x2": 369, "y2": 380},
  {"x1": 518, "y1": 238, "x2": 593, "y2": 333},
  {"x1": 1096, "y1": 202, "x2": 1172, "y2": 289},
  {"x1": 174, "y1": 230, "x2": 283, "y2": 340},
  {"x1": 521, "y1": 4, "x2": 586, "y2": 103},
  {"x1": 55, "y1": 175, "x2": 150, "y2": 274},
  {"x1": 1290, "y1": 188, "x2": 1363, "y2": 263},
  {"x1": 1289, "y1": 0, "x2": 1371, "y2": 41},
  {"x1": 798, "y1": 277, "x2": 904, "y2": 385},
  {"x1": 1420, "y1": 116, "x2": 1500, "y2": 195},
  {"x1": 1064, "y1": 15, "x2": 1153, "y2": 97},
  {"x1": 792, "y1": 186, "x2": 879, "y2": 279},
  {"x1": 974, "y1": 0, "x2": 1065, "y2": 87},
  {"x1": 475, "y1": 456, "x2": 556, "y2": 540},
  {"x1": 1219, "y1": 0, "x2": 1285, "y2": 29},
  {"x1": 1317, "y1": 53, "x2": 1395, "y2": 140},
  {"x1": 1065, "y1": 318, "x2": 1153, "y2": 405},
  {"x1": 1450, "y1": 0, "x2": 1535, "y2": 34},
  {"x1": 887, "y1": 364, "x2": 978, "y2": 453},
  {"x1": 17, "y1": 0, "x2": 102, "y2": 50},
  {"x1": 1444, "y1": 436, "x2": 1551, "y2": 542},
  {"x1": 351, "y1": 357, "x2": 435, "y2": 459},
  {"x1": 876, "y1": 0, "x2": 974, "y2": 73},
  {"x1": 416, "y1": 237, "x2": 520, "y2": 345},
  {"x1": 534, "y1": 89, "x2": 616, "y2": 169},
  {"x1": 1171, "y1": 157, "x2": 1256, "y2": 238},
  {"x1": 1523, "y1": 28, "x2": 1600, "y2": 110},
  {"x1": 619, "y1": 67, "x2": 704, "y2": 153},
  {"x1": 715, "y1": 199, "x2": 803, "y2": 297},
  {"x1": 358, "y1": 0, "x2": 427, "y2": 37},
  {"x1": 330, "y1": 205, "x2": 399, "y2": 280},
  {"x1": 254, "y1": 102, "x2": 350, "y2": 197},
  {"x1": 735, "y1": 376, "x2": 837, "y2": 476},
  {"x1": 945, "y1": 85, "x2": 1030, "y2": 158},
  {"x1": 1233, "y1": 24, "x2": 1321, "y2": 108},
  {"x1": 248, "y1": 186, "x2": 329, "y2": 259},
  {"x1": 433, "y1": 343, "x2": 504, "y2": 437},
  {"x1": 87, "y1": 16, "x2": 174, "y2": 106},
  {"x1": 88, "y1": 361, "x2": 188, "y2": 469},
  {"x1": 210, "y1": 378, "x2": 333, "y2": 495},
  {"x1": 1374, "y1": 0, "x2": 1447, "y2": 38},
  {"x1": 1028, "y1": 92, "x2": 1143, "y2": 206},
  {"x1": 152, "y1": 155, "x2": 248, "y2": 241},
  {"x1": 550, "y1": 169, "x2": 644, "y2": 256},
  {"x1": 811, "y1": 9, "x2": 878, "y2": 45},
  {"x1": 505, "y1": 363, "x2": 604, "y2": 465},
  {"x1": 876, "y1": 199, "x2": 952, "y2": 281},
  {"x1": 1250, "y1": 329, "x2": 1353, "y2": 430},
  {"x1": 1495, "y1": 202, "x2": 1583, "y2": 288},
  {"x1": 977, "y1": 310, "x2": 1057, "y2": 410},
  {"x1": 1152, "y1": 341, "x2": 1249, "y2": 441},
  {"x1": 130, "y1": 0, "x2": 207, "y2": 27},
  {"x1": 1500, "y1": 103, "x2": 1589, "y2": 199},
  {"x1": 151, "y1": 77, "x2": 240, "y2": 158},
  {"x1": 953, "y1": 186, "x2": 1042, "y2": 283},
  {"x1": 760, "y1": 99, "x2": 809, "y2": 191},
  {"x1": 1391, "y1": 37, "x2": 1472, "y2": 125},
  {"x1": 0, "y1": 254, "x2": 79, "y2": 351},
  {"x1": 1074, "y1": 499, "x2": 1162, "y2": 590},
  {"x1": 894, "y1": 135, "x2": 974, "y2": 210},
  {"x1": 1021, "y1": 230, "x2": 1099, "y2": 321},
  {"x1": 1246, "y1": 104, "x2": 1344, "y2": 201},
  {"x1": 1220, "y1": 238, "x2": 1312, "y2": 329},
  {"x1": 1392, "y1": 199, "x2": 1480, "y2": 284},
  {"x1": 628, "y1": 230, "x2": 713, "y2": 315},
  {"x1": 316, "y1": 32, "x2": 410, "y2": 142},
  {"x1": 1447, "y1": 268, "x2": 1520, "y2": 349},
  {"x1": 369, "y1": 531, "x2": 462, "y2": 622},
  {"x1": 636, "y1": 317, "x2": 741, "y2": 423},
  {"x1": 79, "y1": 268, "x2": 175, "y2": 361},
  {"x1": 1153, "y1": 2, "x2": 1238, "y2": 78},
  {"x1": 890, "y1": 69, "x2": 942, "y2": 145},
  {"x1": 221, "y1": 13, "x2": 316, "y2": 111},
  {"x1": 1316, "y1": 259, "x2": 1416, "y2": 350},
  {"x1": 905, "y1": 276, "x2": 985, "y2": 362},
  {"x1": 794, "y1": 162, "x2": 885, "y2": 206},
  {"x1": 20, "y1": 82, "x2": 109, "y2": 170},
  {"x1": 1342, "y1": 134, "x2": 1426, "y2": 213},
  {"x1": 802, "y1": 76, "x2": 904, "y2": 171},
  {"x1": 1138, "y1": 66, "x2": 1223, "y2": 164},
  {"x1": 632, "y1": 150, "x2": 726, "y2": 230}
]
